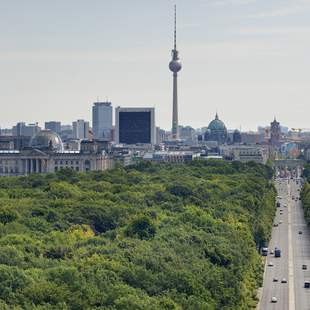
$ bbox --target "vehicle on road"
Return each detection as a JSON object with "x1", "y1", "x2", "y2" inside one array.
[
  {"x1": 271, "y1": 297, "x2": 278, "y2": 303},
  {"x1": 273, "y1": 277, "x2": 278, "y2": 282},
  {"x1": 276, "y1": 202, "x2": 281, "y2": 208},
  {"x1": 270, "y1": 250, "x2": 274, "y2": 255},
  {"x1": 281, "y1": 278, "x2": 287, "y2": 283},
  {"x1": 299, "y1": 231, "x2": 303, "y2": 235},
  {"x1": 302, "y1": 264, "x2": 307, "y2": 270},
  {"x1": 261, "y1": 247, "x2": 268, "y2": 256},
  {"x1": 305, "y1": 281, "x2": 310, "y2": 288},
  {"x1": 279, "y1": 220, "x2": 283, "y2": 224},
  {"x1": 273, "y1": 223, "x2": 278, "y2": 227},
  {"x1": 268, "y1": 261, "x2": 274, "y2": 267},
  {"x1": 275, "y1": 248, "x2": 281, "y2": 257}
]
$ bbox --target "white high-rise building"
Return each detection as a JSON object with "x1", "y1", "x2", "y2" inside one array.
[
  {"x1": 92, "y1": 102, "x2": 113, "y2": 141},
  {"x1": 72, "y1": 120, "x2": 89, "y2": 140}
]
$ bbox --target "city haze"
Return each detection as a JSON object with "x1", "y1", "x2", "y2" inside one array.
[{"x1": 1, "y1": 0, "x2": 310, "y2": 130}]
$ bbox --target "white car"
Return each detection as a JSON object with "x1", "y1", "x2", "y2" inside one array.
[
  {"x1": 281, "y1": 278, "x2": 287, "y2": 283},
  {"x1": 270, "y1": 250, "x2": 274, "y2": 255},
  {"x1": 268, "y1": 262, "x2": 274, "y2": 267},
  {"x1": 271, "y1": 297, "x2": 278, "y2": 303}
]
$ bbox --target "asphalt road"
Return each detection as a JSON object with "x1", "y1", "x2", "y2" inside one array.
[{"x1": 258, "y1": 176, "x2": 310, "y2": 310}]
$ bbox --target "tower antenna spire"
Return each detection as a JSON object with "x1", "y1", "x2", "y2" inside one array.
[{"x1": 174, "y1": 4, "x2": 177, "y2": 50}]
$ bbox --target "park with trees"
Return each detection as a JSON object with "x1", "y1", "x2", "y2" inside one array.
[{"x1": 0, "y1": 160, "x2": 275, "y2": 309}]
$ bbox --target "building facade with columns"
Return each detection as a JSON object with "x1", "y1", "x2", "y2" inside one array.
[{"x1": 0, "y1": 130, "x2": 114, "y2": 176}]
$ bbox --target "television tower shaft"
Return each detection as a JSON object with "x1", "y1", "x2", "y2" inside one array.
[{"x1": 169, "y1": 5, "x2": 182, "y2": 140}]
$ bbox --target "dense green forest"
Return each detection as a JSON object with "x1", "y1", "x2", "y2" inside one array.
[
  {"x1": 301, "y1": 164, "x2": 310, "y2": 224},
  {"x1": 302, "y1": 164, "x2": 310, "y2": 183},
  {"x1": 0, "y1": 160, "x2": 275, "y2": 310}
]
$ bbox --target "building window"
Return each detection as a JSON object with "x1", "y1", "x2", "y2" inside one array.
[
  {"x1": 75, "y1": 167, "x2": 79, "y2": 171},
  {"x1": 55, "y1": 167, "x2": 58, "y2": 172},
  {"x1": 55, "y1": 160, "x2": 58, "y2": 164},
  {"x1": 76, "y1": 161, "x2": 79, "y2": 165},
  {"x1": 84, "y1": 160, "x2": 91, "y2": 172},
  {"x1": 71, "y1": 161, "x2": 74, "y2": 165}
]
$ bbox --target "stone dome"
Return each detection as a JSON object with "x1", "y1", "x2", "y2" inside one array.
[{"x1": 30, "y1": 130, "x2": 63, "y2": 152}]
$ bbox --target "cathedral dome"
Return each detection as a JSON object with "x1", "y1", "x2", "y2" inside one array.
[
  {"x1": 30, "y1": 130, "x2": 63, "y2": 152},
  {"x1": 207, "y1": 113, "x2": 226, "y2": 131},
  {"x1": 204, "y1": 113, "x2": 228, "y2": 144}
]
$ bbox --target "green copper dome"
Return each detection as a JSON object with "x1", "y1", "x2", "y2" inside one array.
[
  {"x1": 207, "y1": 113, "x2": 226, "y2": 131},
  {"x1": 204, "y1": 113, "x2": 228, "y2": 144}
]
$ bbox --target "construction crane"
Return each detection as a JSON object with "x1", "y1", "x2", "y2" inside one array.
[{"x1": 291, "y1": 128, "x2": 310, "y2": 133}]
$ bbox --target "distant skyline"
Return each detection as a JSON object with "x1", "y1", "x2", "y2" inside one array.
[{"x1": 1, "y1": 0, "x2": 310, "y2": 131}]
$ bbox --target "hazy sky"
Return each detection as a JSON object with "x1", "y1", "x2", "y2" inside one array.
[{"x1": 1, "y1": 0, "x2": 310, "y2": 131}]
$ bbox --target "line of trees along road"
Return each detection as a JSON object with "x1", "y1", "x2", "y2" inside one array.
[
  {"x1": 301, "y1": 164, "x2": 310, "y2": 225},
  {"x1": 0, "y1": 160, "x2": 275, "y2": 309}
]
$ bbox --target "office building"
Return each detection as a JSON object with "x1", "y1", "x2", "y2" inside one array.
[
  {"x1": 72, "y1": 120, "x2": 90, "y2": 140},
  {"x1": 45, "y1": 121, "x2": 61, "y2": 134},
  {"x1": 115, "y1": 107, "x2": 155, "y2": 145},
  {"x1": 92, "y1": 102, "x2": 112, "y2": 141},
  {"x1": 12, "y1": 122, "x2": 41, "y2": 137},
  {"x1": 60, "y1": 124, "x2": 73, "y2": 141},
  {"x1": 220, "y1": 145, "x2": 269, "y2": 164}
]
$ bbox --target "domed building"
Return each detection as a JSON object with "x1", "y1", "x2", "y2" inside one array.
[
  {"x1": 30, "y1": 130, "x2": 64, "y2": 152},
  {"x1": 204, "y1": 113, "x2": 228, "y2": 144},
  {"x1": 233, "y1": 129, "x2": 242, "y2": 144}
]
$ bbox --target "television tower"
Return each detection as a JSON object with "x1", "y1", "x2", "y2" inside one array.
[{"x1": 169, "y1": 5, "x2": 182, "y2": 140}]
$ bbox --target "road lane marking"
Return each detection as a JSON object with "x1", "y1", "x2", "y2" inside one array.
[{"x1": 288, "y1": 182, "x2": 296, "y2": 310}]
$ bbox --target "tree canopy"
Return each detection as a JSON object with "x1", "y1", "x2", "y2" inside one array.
[{"x1": 0, "y1": 160, "x2": 275, "y2": 309}]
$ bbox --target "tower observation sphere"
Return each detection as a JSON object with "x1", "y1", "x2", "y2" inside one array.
[{"x1": 169, "y1": 58, "x2": 182, "y2": 73}]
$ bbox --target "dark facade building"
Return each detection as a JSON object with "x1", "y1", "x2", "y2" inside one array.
[{"x1": 115, "y1": 107, "x2": 155, "y2": 145}]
